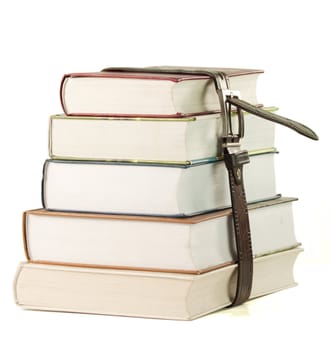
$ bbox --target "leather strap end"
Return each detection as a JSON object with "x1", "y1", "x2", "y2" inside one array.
[{"x1": 227, "y1": 97, "x2": 319, "y2": 141}]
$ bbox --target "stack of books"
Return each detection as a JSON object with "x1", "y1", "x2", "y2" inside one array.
[{"x1": 14, "y1": 68, "x2": 302, "y2": 320}]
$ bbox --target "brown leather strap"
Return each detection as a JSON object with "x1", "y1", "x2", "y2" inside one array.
[
  {"x1": 102, "y1": 66, "x2": 319, "y2": 141},
  {"x1": 223, "y1": 145, "x2": 253, "y2": 305}
]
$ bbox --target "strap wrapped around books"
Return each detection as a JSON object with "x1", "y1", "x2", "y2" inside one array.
[
  {"x1": 102, "y1": 66, "x2": 319, "y2": 141},
  {"x1": 102, "y1": 66, "x2": 318, "y2": 307}
]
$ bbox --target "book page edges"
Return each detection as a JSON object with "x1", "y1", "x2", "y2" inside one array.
[
  {"x1": 186, "y1": 247, "x2": 303, "y2": 319},
  {"x1": 15, "y1": 248, "x2": 302, "y2": 320}
]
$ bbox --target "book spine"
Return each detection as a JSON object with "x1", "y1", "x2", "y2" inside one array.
[
  {"x1": 59, "y1": 74, "x2": 68, "y2": 115},
  {"x1": 22, "y1": 212, "x2": 30, "y2": 260},
  {"x1": 41, "y1": 160, "x2": 48, "y2": 209}
]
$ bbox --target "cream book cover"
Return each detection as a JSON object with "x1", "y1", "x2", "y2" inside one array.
[
  {"x1": 42, "y1": 151, "x2": 277, "y2": 216},
  {"x1": 49, "y1": 109, "x2": 276, "y2": 164},
  {"x1": 24, "y1": 197, "x2": 299, "y2": 273},
  {"x1": 60, "y1": 69, "x2": 262, "y2": 117},
  {"x1": 14, "y1": 247, "x2": 302, "y2": 321}
]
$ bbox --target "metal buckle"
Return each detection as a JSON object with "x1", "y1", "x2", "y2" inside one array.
[
  {"x1": 220, "y1": 90, "x2": 244, "y2": 148},
  {"x1": 226, "y1": 91, "x2": 244, "y2": 138}
]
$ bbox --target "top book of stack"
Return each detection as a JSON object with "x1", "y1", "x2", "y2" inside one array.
[{"x1": 60, "y1": 68, "x2": 263, "y2": 117}]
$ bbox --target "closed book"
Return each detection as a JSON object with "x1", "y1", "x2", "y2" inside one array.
[
  {"x1": 14, "y1": 247, "x2": 302, "y2": 321},
  {"x1": 49, "y1": 110, "x2": 276, "y2": 164},
  {"x1": 42, "y1": 151, "x2": 277, "y2": 216},
  {"x1": 60, "y1": 69, "x2": 263, "y2": 117},
  {"x1": 24, "y1": 197, "x2": 299, "y2": 273}
]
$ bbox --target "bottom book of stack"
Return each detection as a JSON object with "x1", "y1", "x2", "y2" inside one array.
[
  {"x1": 14, "y1": 197, "x2": 302, "y2": 320},
  {"x1": 15, "y1": 248, "x2": 301, "y2": 320}
]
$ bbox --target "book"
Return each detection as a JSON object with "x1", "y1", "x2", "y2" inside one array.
[
  {"x1": 42, "y1": 151, "x2": 277, "y2": 216},
  {"x1": 14, "y1": 247, "x2": 302, "y2": 321},
  {"x1": 24, "y1": 197, "x2": 299, "y2": 273},
  {"x1": 49, "y1": 109, "x2": 276, "y2": 164},
  {"x1": 60, "y1": 69, "x2": 263, "y2": 117}
]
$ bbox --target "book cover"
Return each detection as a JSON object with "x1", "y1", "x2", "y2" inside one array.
[
  {"x1": 42, "y1": 151, "x2": 278, "y2": 216},
  {"x1": 23, "y1": 197, "x2": 299, "y2": 273},
  {"x1": 14, "y1": 247, "x2": 302, "y2": 321},
  {"x1": 49, "y1": 108, "x2": 277, "y2": 164},
  {"x1": 60, "y1": 69, "x2": 263, "y2": 117}
]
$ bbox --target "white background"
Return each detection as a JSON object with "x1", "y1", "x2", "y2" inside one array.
[{"x1": 0, "y1": 0, "x2": 329, "y2": 349}]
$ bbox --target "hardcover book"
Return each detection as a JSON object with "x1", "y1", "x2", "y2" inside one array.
[
  {"x1": 14, "y1": 247, "x2": 302, "y2": 321},
  {"x1": 42, "y1": 151, "x2": 277, "y2": 216},
  {"x1": 24, "y1": 197, "x2": 299, "y2": 273},
  {"x1": 49, "y1": 109, "x2": 276, "y2": 164},
  {"x1": 60, "y1": 69, "x2": 263, "y2": 117}
]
